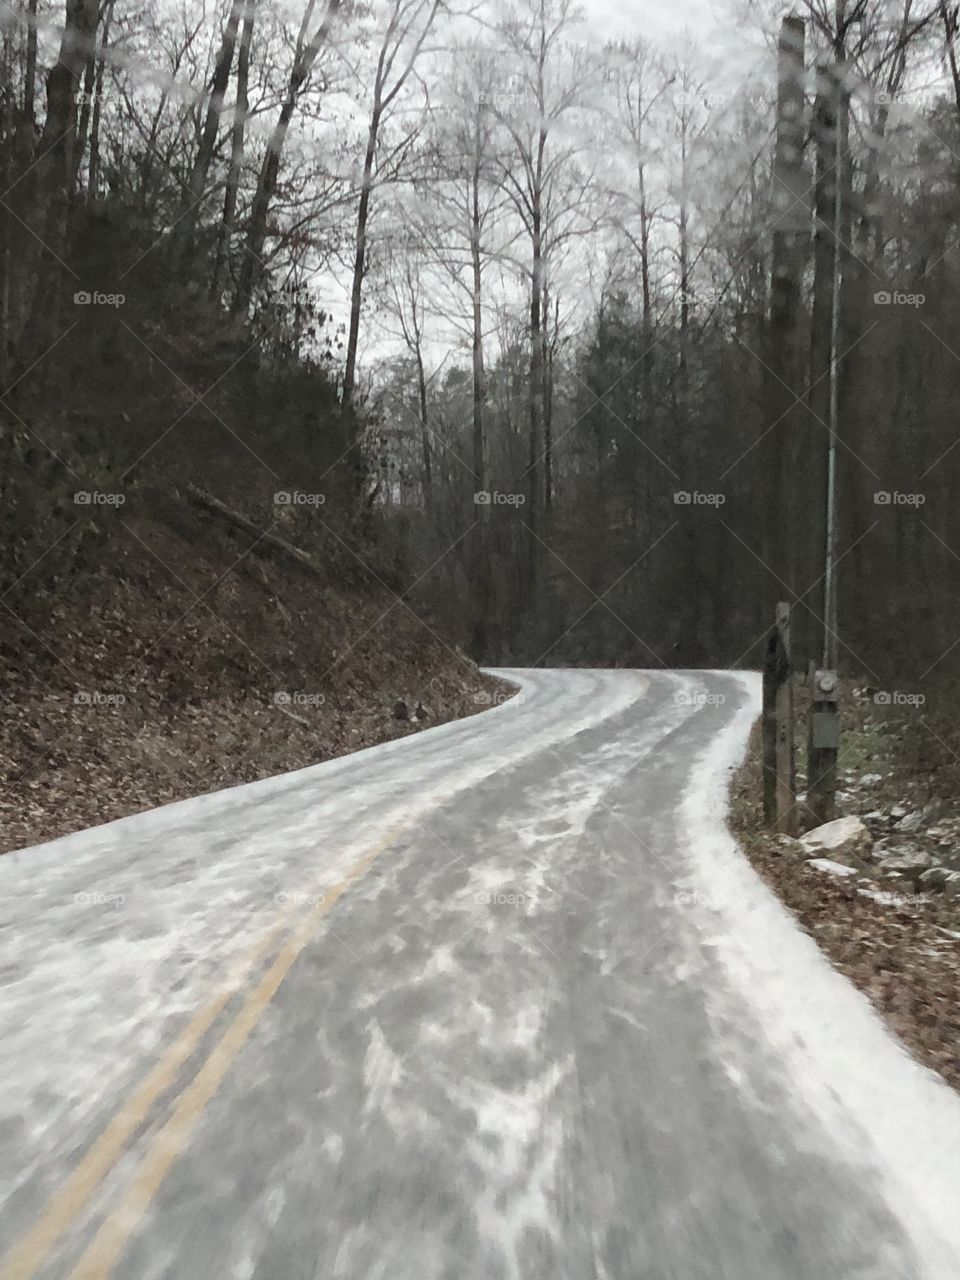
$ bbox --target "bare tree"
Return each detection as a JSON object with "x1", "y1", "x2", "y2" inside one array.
[
  {"x1": 212, "y1": 0, "x2": 258, "y2": 300},
  {"x1": 235, "y1": 0, "x2": 342, "y2": 310},
  {"x1": 341, "y1": 0, "x2": 445, "y2": 408},
  {"x1": 176, "y1": 0, "x2": 247, "y2": 270},
  {"x1": 490, "y1": 0, "x2": 596, "y2": 593}
]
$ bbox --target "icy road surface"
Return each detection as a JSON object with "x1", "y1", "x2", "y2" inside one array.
[{"x1": 2, "y1": 670, "x2": 960, "y2": 1280}]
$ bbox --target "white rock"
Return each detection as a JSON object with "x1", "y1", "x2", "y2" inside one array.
[
  {"x1": 858, "y1": 886, "x2": 919, "y2": 906},
  {"x1": 860, "y1": 773, "x2": 883, "y2": 785},
  {"x1": 805, "y1": 858, "x2": 859, "y2": 878},
  {"x1": 799, "y1": 816, "x2": 873, "y2": 861}
]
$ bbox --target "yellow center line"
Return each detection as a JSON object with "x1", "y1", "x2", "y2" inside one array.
[
  {"x1": 0, "y1": 924, "x2": 283, "y2": 1280},
  {"x1": 66, "y1": 834, "x2": 396, "y2": 1280},
  {"x1": 3, "y1": 706, "x2": 576, "y2": 1280},
  {"x1": 0, "y1": 816, "x2": 406, "y2": 1280}
]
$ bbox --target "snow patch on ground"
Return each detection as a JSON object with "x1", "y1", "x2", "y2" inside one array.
[
  {"x1": 362, "y1": 1021, "x2": 405, "y2": 1118},
  {"x1": 805, "y1": 857, "x2": 859, "y2": 877},
  {"x1": 456, "y1": 1057, "x2": 568, "y2": 1280}
]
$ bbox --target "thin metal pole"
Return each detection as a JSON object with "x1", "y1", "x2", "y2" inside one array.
[{"x1": 823, "y1": 65, "x2": 844, "y2": 671}]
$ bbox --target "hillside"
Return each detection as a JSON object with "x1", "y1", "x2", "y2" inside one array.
[{"x1": 0, "y1": 475, "x2": 504, "y2": 854}]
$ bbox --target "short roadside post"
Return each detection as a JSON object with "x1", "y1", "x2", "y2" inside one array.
[
  {"x1": 762, "y1": 603, "x2": 796, "y2": 834},
  {"x1": 806, "y1": 667, "x2": 839, "y2": 825}
]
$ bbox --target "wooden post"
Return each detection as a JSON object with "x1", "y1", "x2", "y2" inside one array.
[{"x1": 762, "y1": 603, "x2": 796, "y2": 833}]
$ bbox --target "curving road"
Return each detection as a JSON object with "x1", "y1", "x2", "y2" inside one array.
[{"x1": 2, "y1": 670, "x2": 960, "y2": 1280}]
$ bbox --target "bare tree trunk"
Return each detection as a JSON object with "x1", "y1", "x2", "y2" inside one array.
[
  {"x1": 341, "y1": 0, "x2": 442, "y2": 511},
  {"x1": 342, "y1": 110, "x2": 380, "y2": 404},
  {"x1": 74, "y1": 53, "x2": 97, "y2": 192},
  {"x1": 470, "y1": 170, "x2": 485, "y2": 491},
  {"x1": 342, "y1": 0, "x2": 442, "y2": 405},
  {"x1": 212, "y1": 0, "x2": 256, "y2": 301},
  {"x1": 18, "y1": 0, "x2": 99, "y2": 366},
  {"x1": 469, "y1": 160, "x2": 493, "y2": 657},
  {"x1": 235, "y1": 0, "x2": 341, "y2": 311},
  {"x1": 20, "y1": 0, "x2": 39, "y2": 149},
  {"x1": 543, "y1": 287, "x2": 556, "y2": 515},
  {"x1": 86, "y1": 0, "x2": 116, "y2": 205},
  {"x1": 408, "y1": 291, "x2": 432, "y2": 513},
  {"x1": 639, "y1": 155, "x2": 655, "y2": 549},
  {"x1": 678, "y1": 127, "x2": 689, "y2": 380},
  {"x1": 2, "y1": 0, "x2": 39, "y2": 380},
  {"x1": 177, "y1": 0, "x2": 246, "y2": 271},
  {"x1": 527, "y1": 191, "x2": 544, "y2": 596},
  {"x1": 940, "y1": 0, "x2": 960, "y2": 124}
]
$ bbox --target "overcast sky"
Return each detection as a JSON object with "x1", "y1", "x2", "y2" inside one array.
[
  {"x1": 582, "y1": 0, "x2": 769, "y2": 100},
  {"x1": 592, "y1": 0, "x2": 719, "y2": 39}
]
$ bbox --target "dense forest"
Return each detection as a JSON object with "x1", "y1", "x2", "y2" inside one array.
[{"x1": 2, "y1": 0, "x2": 960, "y2": 685}]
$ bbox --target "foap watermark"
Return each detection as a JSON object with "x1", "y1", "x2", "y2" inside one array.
[
  {"x1": 875, "y1": 86, "x2": 944, "y2": 110},
  {"x1": 673, "y1": 490, "x2": 726, "y2": 507},
  {"x1": 673, "y1": 890, "x2": 724, "y2": 909},
  {"x1": 74, "y1": 890, "x2": 126, "y2": 908},
  {"x1": 474, "y1": 490, "x2": 525, "y2": 507},
  {"x1": 74, "y1": 89, "x2": 110, "y2": 106},
  {"x1": 73, "y1": 290, "x2": 125, "y2": 307},
  {"x1": 274, "y1": 890, "x2": 327, "y2": 908},
  {"x1": 863, "y1": 888, "x2": 929, "y2": 909},
  {"x1": 74, "y1": 690, "x2": 126, "y2": 707},
  {"x1": 475, "y1": 889, "x2": 533, "y2": 907},
  {"x1": 273, "y1": 691, "x2": 326, "y2": 708},
  {"x1": 74, "y1": 490, "x2": 125, "y2": 507},
  {"x1": 479, "y1": 77, "x2": 530, "y2": 110},
  {"x1": 873, "y1": 690, "x2": 926, "y2": 708},
  {"x1": 679, "y1": 287, "x2": 726, "y2": 311},
  {"x1": 274, "y1": 490, "x2": 325, "y2": 506},
  {"x1": 473, "y1": 688, "x2": 522, "y2": 706},
  {"x1": 674, "y1": 689, "x2": 726, "y2": 708},
  {"x1": 874, "y1": 490, "x2": 925, "y2": 507},
  {"x1": 674, "y1": 89, "x2": 729, "y2": 111},
  {"x1": 874, "y1": 289, "x2": 925, "y2": 308}
]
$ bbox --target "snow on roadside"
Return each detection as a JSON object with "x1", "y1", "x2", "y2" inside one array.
[{"x1": 679, "y1": 672, "x2": 960, "y2": 1280}]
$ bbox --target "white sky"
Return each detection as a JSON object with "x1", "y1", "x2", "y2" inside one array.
[
  {"x1": 590, "y1": 0, "x2": 718, "y2": 39},
  {"x1": 319, "y1": 0, "x2": 770, "y2": 376}
]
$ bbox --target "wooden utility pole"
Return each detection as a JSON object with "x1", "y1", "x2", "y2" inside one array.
[
  {"x1": 763, "y1": 603, "x2": 797, "y2": 833},
  {"x1": 767, "y1": 15, "x2": 811, "y2": 655},
  {"x1": 806, "y1": 10, "x2": 854, "y2": 828},
  {"x1": 770, "y1": 15, "x2": 808, "y2": 339}
]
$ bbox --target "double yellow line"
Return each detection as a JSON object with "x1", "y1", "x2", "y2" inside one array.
[{"x1": 0, "y1": 821, "x2": 406, "y2": 1280}]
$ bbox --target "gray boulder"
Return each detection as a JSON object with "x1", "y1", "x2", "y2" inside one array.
[{"x1": 874, "y1": 841, "x2": 932, "y2": 883}]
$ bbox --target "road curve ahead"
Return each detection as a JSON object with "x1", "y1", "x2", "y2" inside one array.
[{"x1": 2, "y1": 670, "x2": 960, "y2": 1280}]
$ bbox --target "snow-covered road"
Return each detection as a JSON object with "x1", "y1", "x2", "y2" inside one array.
[{"x1": 2, "y1": 670, "x2": 960, "y2": 1279}]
